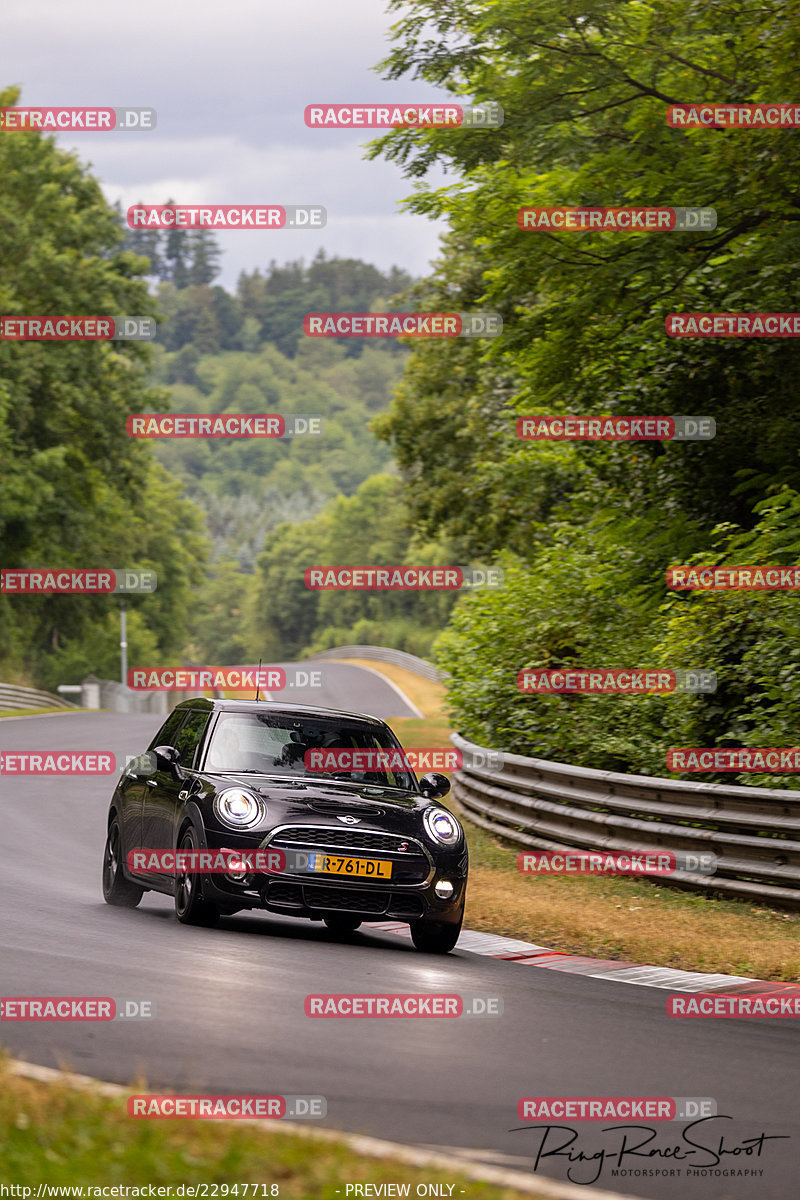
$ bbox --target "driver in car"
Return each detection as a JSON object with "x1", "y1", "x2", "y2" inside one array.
[{"x1": 206, "y1": 725, "x2": 242, "y2": 771}]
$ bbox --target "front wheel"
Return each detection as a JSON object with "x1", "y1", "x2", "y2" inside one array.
[
  {"x1": 323, "y1": 915, "x2": 362, "y2": 933},
  {"x1": 410, "y1": 916, "x2": 462, "y2": 954},
  {"x1": 175, "y1": 827, "x2": 220, "y2": 927},
  {"x1": 102, "y1": 819, "x2": 144, "y2": 907}
]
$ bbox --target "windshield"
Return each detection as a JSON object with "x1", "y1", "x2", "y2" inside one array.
[{"x1": 202, "y1": 711, "x2": 417, "y2": 791}]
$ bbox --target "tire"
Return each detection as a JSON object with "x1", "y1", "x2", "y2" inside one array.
[
  {"x1": 102, "y1": 818, "x2": 144, "y2": 908},
  {"x1": 410, "y1": 916, "x2": 462, "y2": 954},
  {"x1": 323, "y1": 915, "x2": 362, "y2": 933},
  {"x1": 175, "y1": 827, "x2": 220, "y2": 927}
]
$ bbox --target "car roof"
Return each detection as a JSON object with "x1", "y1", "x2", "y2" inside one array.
[{"x1": 172, "y1": 697, "x2": 387, "y2": 726}]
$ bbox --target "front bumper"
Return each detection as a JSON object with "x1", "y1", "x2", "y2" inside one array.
[{"x1": 198, "y1": 823, "x2": 468, "y2": 924}]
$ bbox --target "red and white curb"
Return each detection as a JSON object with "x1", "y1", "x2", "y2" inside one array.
[{"x1": 370, "y1": 922, "x2": 800, "y2": 1000}]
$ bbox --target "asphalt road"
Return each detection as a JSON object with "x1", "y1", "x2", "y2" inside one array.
[
  {"x1": 230, "y1": 659, "x2": 423, "y2": 718},
  {"x1": 0, "y1": 703, "x2": 797, "y2": 1200}
]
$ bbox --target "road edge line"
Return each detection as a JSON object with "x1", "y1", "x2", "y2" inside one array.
[{"x1": 317, "y1": 658, "x2": 425, "y2": 719}]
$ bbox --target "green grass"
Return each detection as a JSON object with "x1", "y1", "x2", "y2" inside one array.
[
  {"x1": 385, "y1": 689, "x2": 800, "y2": 981},
  {"x1": 0, "y1": 707, "x2": 84, "y2": 718},
  {"x1": 0, "y1": 1058, "x2": 540, "y2": 1197},
  {"x1": 454, "y1": 809, "x2": 800, "y2": 979}
]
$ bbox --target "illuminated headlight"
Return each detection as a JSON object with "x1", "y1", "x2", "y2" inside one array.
[
  {"x1": 423, "y1": 807, "x2": 462, "y2": 846},
  {"x1": 214, "y1": 788, "x2": 264, "y2": 829},
  {"x1": 434, "y1": 880, "x2": 455, "y2": 899}
]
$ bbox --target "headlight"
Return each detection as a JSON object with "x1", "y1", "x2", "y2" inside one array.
[
  {"x1": 213, "y1": 788, "x2": 264, "y2": 828},
  {"x1": 423, "y1": 806, "x2": 462, "y2": 846}
]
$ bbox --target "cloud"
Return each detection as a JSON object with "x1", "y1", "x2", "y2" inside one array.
[{"x1": 4, "y1": 0, "x2": 454, "y2": 282}]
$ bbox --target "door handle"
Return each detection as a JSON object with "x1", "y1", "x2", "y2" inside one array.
[{"x1": 145, "y1": 778, "x2": 158, "y2": 788}]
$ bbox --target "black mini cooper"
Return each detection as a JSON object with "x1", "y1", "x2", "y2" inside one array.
[{"x1": 102, "y1": 698, "x2": 467, "y2": 953}]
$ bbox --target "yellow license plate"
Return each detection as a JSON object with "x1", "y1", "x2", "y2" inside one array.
[{"x1": 307, "y1": 854, "x2": 392, "y2": 879}]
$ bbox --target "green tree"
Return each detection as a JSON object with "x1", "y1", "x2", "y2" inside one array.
[
  {"x1": 370, "y1": 0, "x2": 800, "y2": 553},
  {"x1": 186, "y1": 228, "x2": 221, "y2": 286},
  {"x1": 163, "y1": 199, "x2": 190, "y2": 287},
  {"x1": 247, "y1": 475, "x2": 462, "y2": 660},
  {"x1": 0, "y1": 85, "x2": 207, "y2": 683}
]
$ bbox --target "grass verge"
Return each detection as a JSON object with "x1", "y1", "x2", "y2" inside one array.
[
  {"x1": 365, "y1": 664, "x2": 800, "y2": 981},
  {"x1": 0, "y1": 1058, "x2": 540, "y2": 1198},
  {"x1": 0, "y1": 707, "x2": 84, "y2": 719}
]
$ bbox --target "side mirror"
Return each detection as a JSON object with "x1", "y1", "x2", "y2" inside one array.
[
  {"x1": 153, "y1": 744, "x2": 182, "y2": 776},
  {"x1": 419, "y1": 772, "x2": 451, "y2": 799}
]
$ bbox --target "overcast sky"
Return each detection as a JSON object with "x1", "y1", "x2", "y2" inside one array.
[{"x1": 3, "y1": 0, "x2": 451, "y2": 287}]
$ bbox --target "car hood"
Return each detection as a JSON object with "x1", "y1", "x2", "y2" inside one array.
[{"x1": 204, "y1": 772, "x2": 427, "y2": 814}]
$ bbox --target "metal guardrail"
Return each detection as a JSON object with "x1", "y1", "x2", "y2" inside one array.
[
  {"x1": 313, "y1": 645, "x2": 442, "y2": 683},
  {"x1": 450, "y1": 731, "x2": 800, "y2": 909},
  {"x1": 0, "y1": 683, "x2": 77, "y2": 711}
]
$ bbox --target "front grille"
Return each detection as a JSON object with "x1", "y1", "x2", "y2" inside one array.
[
  {"x1": 303, "y1": 885, "x2": 389, "y2": 913},
  {"x1": 262, "y1": 880, "x2": 426, "y2": 919},
  {"x1": 273, "y1": 826, "x2": 418, "y2": 854},
  {"x1": 267, "y1": 883, "x2": 304, "y2": 908},
  {"x1": 387, "y1": 895, "x2": 424, "y2": 919}
]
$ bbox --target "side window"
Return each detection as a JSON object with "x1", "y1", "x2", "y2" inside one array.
[
  {"x1": 174, "y1": 710, "x2": 210, "y2": 769},
  {"x1": 148, "y1": 709, "x2": 186, "y2": 752}
]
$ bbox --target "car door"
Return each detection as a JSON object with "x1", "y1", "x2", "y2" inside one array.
[
  {"x1": 142, "y1": 708, "x2": 211, "y2": 879},
  {"x1": 123, "y1": 707, "x2": 187, "y2": 869}
]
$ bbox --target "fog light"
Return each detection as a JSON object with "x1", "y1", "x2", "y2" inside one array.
[
  {"x1": 221, "y1": 850, "x2": 250, "y2": 883},
  {"x1": 434, "y1": 879, "x2": 455, "y2": 899},
  {"x1": 225, "y1": 868, "x2": 250, "y2": 883}
]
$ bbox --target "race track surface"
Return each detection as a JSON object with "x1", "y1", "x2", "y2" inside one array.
[{"x1": 0, "y1": 699, "x2": 796, "y2": 1199}]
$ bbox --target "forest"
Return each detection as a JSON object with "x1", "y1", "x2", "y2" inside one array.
[{"x1": 3, "y1": 0, "x2": 800, "y2": 784}]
